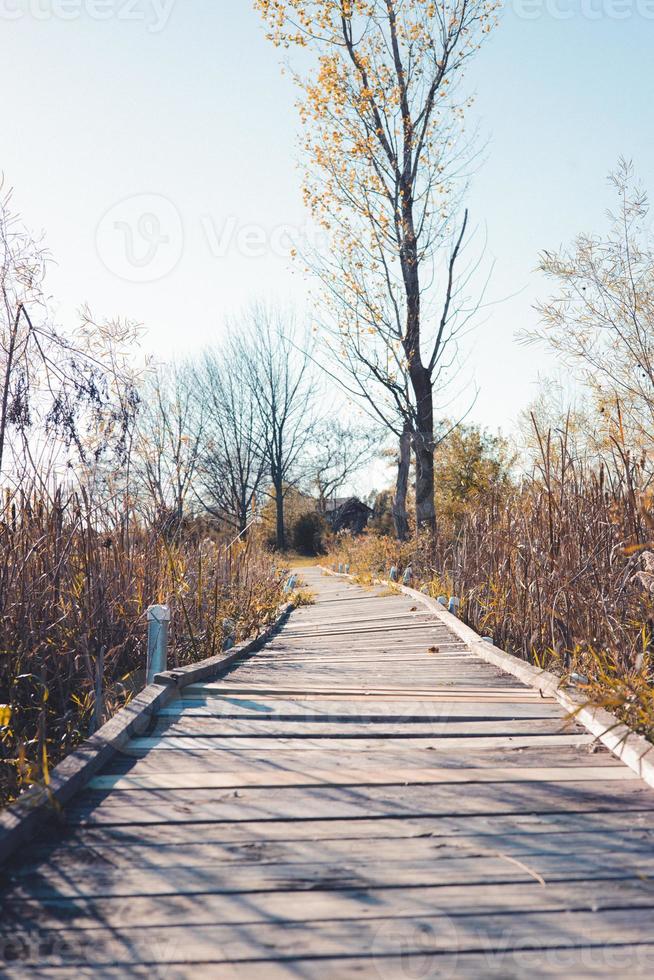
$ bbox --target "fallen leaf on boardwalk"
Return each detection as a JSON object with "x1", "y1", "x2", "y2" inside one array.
[
  {"x1": 410, "y1": 606, "x2": 417, "y2": 611},
  {"x1": 428, "y1": 646, "x2": 440, "y2": 654}
]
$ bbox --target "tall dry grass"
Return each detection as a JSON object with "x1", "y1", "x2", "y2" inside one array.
[
  {"x1": 0, "y1": 484, "x2": 283, "y2": 806},
  {"x1": 332, "y1": 428, "x2": 654, "y2": 740}
]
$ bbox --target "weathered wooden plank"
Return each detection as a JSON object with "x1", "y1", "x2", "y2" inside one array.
[
  {"x1": 124, "y1": 733, "x2": 597, "y2": 753},
  {"x1": 4, "y1": 948, "x2": 650, "y2": 979},
  {"x1": 278, "y1": 627, "x2": 453, "y2": 641},
  {"x1": 4, "y1": 878, "x2": 654, "y2": 933},
  {"x1": 149, "y1": 720, "x2": 573, "y2": 740},
  {"x1": 250, "y1": 656, "x2": 482, "y2": 666},
  {"x1": 281, "y1": 611, "x2": 440, "y2": 630},
  {"x1": 157, "y1": 703, "x2": 572, "y2": 725},
  {"x1": 63, "y1": 780, "x2": 654, "y2": 826},
  {"x1": 18, "y1": 829, "x2": 654, "y2": 878},
  {"x1": 44, "y1": 809, "x2": 654, "y2": 847},
  {"x1": 102, "y1": 743, "x2": 619, "y2": 776},
  {"x1": 1, "y1": 908, "x2": 654, "y2": 968},
  {"x1": 88, "y1": 766, "x2": 638, "y2": 792},
  {"x1": 260, "y1": 641, "x2": 481, "y2": 654},
  {"x1": 183, "y1": 693, "x2": 552, "y2": 706},
  {"x1": 9, "y1": 853, "x2": 654, "y2": 902},
  {"x1": 184, "y1": 686, "x2": 554, "y2": 703},
  {"x1": 181, "y1": 688, "x2": 566, "y2": 704}
]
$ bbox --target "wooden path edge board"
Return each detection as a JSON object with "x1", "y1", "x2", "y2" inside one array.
[
  {"x1": 321, "y1": 566, "x2": 654, "y2": 790},
  {"x1": 0, "y1": 601, "x2": 294, "y2": 866}
]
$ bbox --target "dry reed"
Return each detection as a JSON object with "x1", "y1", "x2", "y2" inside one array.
[{"x1": 0, "y1": 484, "x2": 283, "y2": 806}]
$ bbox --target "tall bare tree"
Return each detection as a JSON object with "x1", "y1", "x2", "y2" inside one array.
[
  {"x1": 134, "y1": 363, "x2": 204, "y2": 525},
  {"x1": 244, "y1": 307, "x2": 315, "y2": 551},
  {"x1": 192, "y1": 343, "x2": 268, "y2": 533},
  {"x1": 256, "y1": 0, "x2": 496, "y2": 535},
  {"x1": 528, "y1": 161, "x2": 654, "y2": 459}
]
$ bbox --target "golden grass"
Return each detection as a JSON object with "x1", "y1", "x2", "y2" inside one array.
[
  {"x1": 291, "y1": 588, "x2": 317, "y2": 606},
  {"x1": 285, "y1": 552, "x2": 322, "y2": 569}
]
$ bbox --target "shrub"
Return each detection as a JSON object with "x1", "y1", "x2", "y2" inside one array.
[{"x1": 292, "y1": 511, "x2": 327, "y2": 556}]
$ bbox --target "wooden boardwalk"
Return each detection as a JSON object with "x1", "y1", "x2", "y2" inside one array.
[{"x1": 1, "y1": 567, "x2": 654, "y2": 977}]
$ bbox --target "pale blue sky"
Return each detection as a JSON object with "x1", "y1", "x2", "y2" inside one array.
[{"x1": 2, "y1": 2, "x2": 653, "y2": 434}]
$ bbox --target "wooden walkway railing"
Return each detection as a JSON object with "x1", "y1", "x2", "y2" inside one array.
[{"x1": 1, "y1": 567, "x2": 653, "y2": 976}]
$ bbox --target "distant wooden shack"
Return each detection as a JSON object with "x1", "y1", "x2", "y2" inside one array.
[{"x1": 326, "y1": 496, "x2": 373, "y2": 535}]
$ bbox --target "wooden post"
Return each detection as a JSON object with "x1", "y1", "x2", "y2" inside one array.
[{"x1": 147, "y1": 605, "x2": 170, "y2": 684}]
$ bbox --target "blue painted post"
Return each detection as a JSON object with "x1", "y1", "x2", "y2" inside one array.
[
  {"x1": 284, "y1": 574, "x2": 298, "y2": 593},
  {"x1": 223, "y1": 618, "x2": 236, "y2": 651},
  {"x1": 448, "y1": 597, "x2": 461, "y2": 616},
  {"x1": 437, "y1": 595, "x2": 448, "y2": 606},
  {"x1": 345, "y1": 564, "x2": 350, "y2": 574},
  {"x1": 402, "y1": 566, "x2": 413, "y2": 586},
  {"x1": 338, "y1": 563, "x2": 344, "y2": 574},
  {"x1": 146, "y1": 605, "x2": 170, "y2": 684},
  {"x1": 389, "y1": 566, "x2": 398, "y2": 582}
]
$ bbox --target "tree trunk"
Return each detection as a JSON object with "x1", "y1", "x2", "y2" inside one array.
[
  {"x1": 238, "y1": 508, "x2": 248, "y2": 535},
  {"x1": 274, "y1": 482, "x2": 286, "y2": 551},
  {"x1": 414, "y1": 437, "x2": 436, "y2": 532},
  {"x1": 392, "y1": 423, "x2": 411, "y2": 541},
  {"x1": 410, "y1": 364, "x2": 436, "y2": 535},
  {"x1": 400, "y1": 188, "x2": 436, "y2": 536}
]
